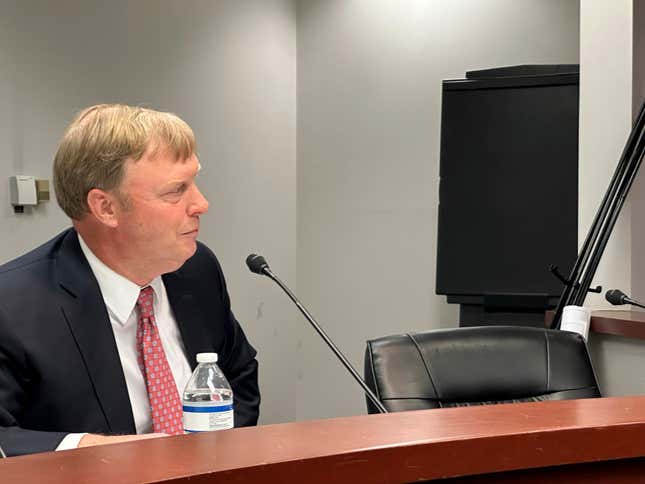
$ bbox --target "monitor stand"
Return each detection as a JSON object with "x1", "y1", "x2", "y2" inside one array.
[
  {"x1": 459, "y1": 303, "x2": 547, "y2": 328},
  {"x1": 448, "y1": 293, "x2": 554, "y2": 328}
]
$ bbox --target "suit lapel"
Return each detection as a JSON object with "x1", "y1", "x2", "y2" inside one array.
[
  {"x1": 163, "y1": 271, "x2": 211, "y2": 371},
  {"x1": 55, "y1": 230, "x2": 135, "y2": 434}
]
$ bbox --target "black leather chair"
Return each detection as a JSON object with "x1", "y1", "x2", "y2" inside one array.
[{"x1": 364, "y1": 326, "x2": 601, "y2": 414}]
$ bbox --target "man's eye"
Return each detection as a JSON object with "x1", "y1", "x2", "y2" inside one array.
[{"x1": 167, "y1": 185, "x2": 186, "y2": 195}]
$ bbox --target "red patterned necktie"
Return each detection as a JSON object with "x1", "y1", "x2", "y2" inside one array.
[{"x1": 136, "y1": 286, "x2": 184, "y2": 435}]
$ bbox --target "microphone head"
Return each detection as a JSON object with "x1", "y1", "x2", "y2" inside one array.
[
  {"x1": 246, "y1": 254, "x2": 270, "y2": 275},
  {"x1": 605, "y1": 289, "x2": 627, "y2": 305}
]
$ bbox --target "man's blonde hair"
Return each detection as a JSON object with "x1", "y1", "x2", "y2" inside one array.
[{"x1": 53, "y1": 104, "x2": 196, "y2": 220}]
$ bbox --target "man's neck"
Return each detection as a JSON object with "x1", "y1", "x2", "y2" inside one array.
[{"x1": 74, "y1": 222, "x2": 153, "y2": 286}]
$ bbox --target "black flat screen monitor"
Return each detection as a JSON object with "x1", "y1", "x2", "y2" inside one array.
[{"x1": 436, "y1": 72, "x2": 578, "y2": 304}]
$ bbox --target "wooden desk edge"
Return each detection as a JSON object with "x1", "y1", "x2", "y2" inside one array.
[
  {"x1": 545, "y1": 310, "x2": 645, "y2": 340},
  {"x1": 590, "y1": 310, "x2": 645, "y2": 340},
  {"x1": 5, "y1": 396, "x2": 645, "y2": 483}
]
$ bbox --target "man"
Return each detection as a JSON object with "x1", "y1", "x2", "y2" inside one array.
[{"x1": 0, "y1": 104, "x2": 260, "y2": 456}]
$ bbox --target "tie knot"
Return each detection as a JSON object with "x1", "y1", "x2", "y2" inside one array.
[{"x1": 137, "y1": 286, "x2": 155, "y2": 319}]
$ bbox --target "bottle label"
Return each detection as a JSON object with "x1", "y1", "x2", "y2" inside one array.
[{"x1": 183, "y1": 403, "x2": 234, "y2": 432}]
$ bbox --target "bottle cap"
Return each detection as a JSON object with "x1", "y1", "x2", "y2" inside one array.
[{"x1": 196, "y1": 352, "x2": 218, "y2": 363}]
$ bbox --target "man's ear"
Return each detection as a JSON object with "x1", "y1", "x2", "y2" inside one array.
[{"x1": 86, "y1": 188, "x2": 120, "y2": 228}]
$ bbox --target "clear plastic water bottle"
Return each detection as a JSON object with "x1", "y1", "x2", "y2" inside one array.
[{"x1": 182, "y1": 352, "x2": 234, "y2": 432}]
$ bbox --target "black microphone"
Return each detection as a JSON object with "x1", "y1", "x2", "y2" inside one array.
[
  {"x1": 246, "y1": 253, "x2": 388, "y2": 414},
  {"x1": 605, "y1": 289, "x2": 645, "y2": 309},
  {"x1": 246, "y1": 254, "x2": 270, "y2": 275}
]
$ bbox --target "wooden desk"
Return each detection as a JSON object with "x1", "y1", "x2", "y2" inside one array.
[
  {"x1": 3, "y1": 396, "x2": 645, "y2": 483},
  {"x1": 590, "y1": 309, "x2": 645, "y2": 339},
  {"x1": 546, "y1": 309, "x2": 645, "y2": 340}
]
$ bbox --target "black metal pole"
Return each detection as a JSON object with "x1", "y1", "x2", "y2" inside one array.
[
  {"x1": 571, "y1": 104, "x2": 645, "y2": 305},
  {"x1": 551, "y1": 105, "x2": 644, "y2": 326},
  {"x1": 573, "y1": 124, "x2": 645, "y2": 305},
  {"x1": 551, "y1": 100, "x2": 645, "y2": 328}
]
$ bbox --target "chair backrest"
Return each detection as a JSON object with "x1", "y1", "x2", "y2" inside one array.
[{"x1": 364, "y1": 326, "x2": 601, "y2": 414}]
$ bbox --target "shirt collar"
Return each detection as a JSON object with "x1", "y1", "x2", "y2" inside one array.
[{"x1": 78, "y1": 234, "x2": 162, "y2": 325}]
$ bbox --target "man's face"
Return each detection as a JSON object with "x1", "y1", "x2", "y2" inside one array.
[{"x1": 114, "y1": 146, "x2": 209, "y2": 276}]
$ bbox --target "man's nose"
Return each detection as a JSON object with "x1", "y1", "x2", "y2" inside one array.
[{"x1": 189, "y1": 185, "x2": 209, "y2": 215}]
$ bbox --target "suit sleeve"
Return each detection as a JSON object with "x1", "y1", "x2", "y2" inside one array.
[
  {"x1": 0, "y1": 306, "x2": 67, "y2": 456},
  {"x1": 209, "y1": 253, "x2": 260, "y2": 427}
]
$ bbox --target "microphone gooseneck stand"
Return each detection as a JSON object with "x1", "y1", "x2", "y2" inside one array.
[
  {"x1": 551, "y1": 100, "x2": 645, "y2": 329},
  {"x1": 606, "y1": 288, "x2": 645, "y2": 310},
  {"x1": 246, "y1": 255, "x2": 388, "y2": 414}
]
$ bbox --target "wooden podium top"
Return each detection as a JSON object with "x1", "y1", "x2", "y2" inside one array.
[
  {"x1": 590, "y1": 309, "x2": 645, "y2": 339},
  {"x1": 4, "y1": 395, "x2": 645, "y2": 483},
  {"x1": 546, "y1": 309, "x2": 645, "y2": 340}
]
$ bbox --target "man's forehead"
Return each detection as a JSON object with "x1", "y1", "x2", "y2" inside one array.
[
  {"x1": 134, "y1": 146, "x2": 198, "y2": 165},
  {"x1": 137, "y1": 137, "x2": 193, "y2": 161},
  {"x1": 123, "y1": 152, "x2": 201, "y2": 181}
]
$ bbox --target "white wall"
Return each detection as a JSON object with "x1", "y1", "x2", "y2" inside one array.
[
  {"x1": 632, "y1": 0, "x2": 645, "y2": 300},
  {"x1": 0, "y1": 0, "x2": 298, "y2": 425},
  {"x1": 296, "y1": 0, "x2": 580, "y2": 420},
  {"x1": 579, "y1": 0, "x2": 633, "y2": 310},
  {"x1": 1, "y1": 0, "x2": 589, "y2": 424},
  {"x1": 583, "y1": 0, "x2": 645, "y2": 398}
]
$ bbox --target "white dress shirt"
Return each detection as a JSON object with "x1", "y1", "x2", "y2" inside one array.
[{"x1": 56, "y1": 235, "x2": 193, "y2": 450}]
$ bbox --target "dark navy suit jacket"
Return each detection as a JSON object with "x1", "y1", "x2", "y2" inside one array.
[{"x1": 0, "y1": 229, "x2": 259, "y2": 456}]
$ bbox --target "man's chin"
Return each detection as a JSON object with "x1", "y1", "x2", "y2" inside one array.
[
  {"x1": 161, "y1": 244, "x2": 198, "y2": 275},
  {"x1": 180, "y1": 240, "x2": 199, "y2": 263}
]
